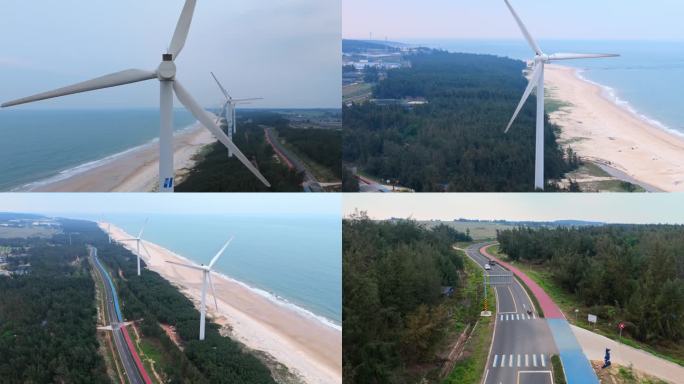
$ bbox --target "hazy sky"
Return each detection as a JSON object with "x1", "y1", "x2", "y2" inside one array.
[
  {"x1": 0, "y1": 0, "x2": 340, "y2": 109},
  {"x1": 0, "y1": 193, "x2": 341, "y2": 217},
  {"x1": 343, "y1": 0, "x2": 684, "y2": 41},
  {"x1": 343, "y1": 194, "x2": 684, "y2": 224}
]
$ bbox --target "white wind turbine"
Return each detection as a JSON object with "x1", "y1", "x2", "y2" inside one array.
[
  {"x1": 120, "y1": 219, "x2": 152, "y2": 276},
  {"x1": 211, "y1": 72, "x2": 262, "y2": 157},
  {"x1": 166, "y1": 237, "x2": 233, "y2": 340},
  {"x1": 1, "y1": 0, "x2": 270, "y2": 192},
  {"x1": 503, "y1": 0, "x2": 618, "y2": 190}
]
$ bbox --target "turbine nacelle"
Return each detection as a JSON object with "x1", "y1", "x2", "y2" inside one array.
[{"x1": 157, "y1": 60, "x2": 177, "y2": 81}]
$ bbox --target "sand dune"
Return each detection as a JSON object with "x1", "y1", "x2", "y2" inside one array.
[
  {"x1": 545, "y1": 64, "x2": 684, "y2": 192},
  {"x1": 102, "y1": 223, "x2": 342, "y2": 384}
]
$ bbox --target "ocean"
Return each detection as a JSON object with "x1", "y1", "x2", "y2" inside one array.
[
  {"x1": 402, "y1": 39, "x2": 684, "y2": 136},
  {"x1": 0, "y1": 109, "x2": 196, "y2": 191},
  {"x1": 98, "y1": 213, "x2": 342, "y2": 329}
]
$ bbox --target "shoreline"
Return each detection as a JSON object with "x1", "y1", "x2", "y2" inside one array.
[
  {"x1": 17, "y1": 123, "x2": 215, "y2": 192},
  {"x1": 102, "y1": 223, "x2": 342, "y2": 384},
  {"x1": 545, "y1": 64, "x2": 684, "y2": 192}
]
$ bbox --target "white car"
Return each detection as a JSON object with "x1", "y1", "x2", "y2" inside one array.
[{"x1": 484, "y1": 264, "x2": 491, "y2": 270}]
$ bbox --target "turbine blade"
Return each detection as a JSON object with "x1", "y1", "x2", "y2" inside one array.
[
  {"x1": 168, "y1": 0, "x2": 197, "y2": 59},
  {"x1": 210, "y1": 72, "x2": 231, "y2": 99},
  {"x1": 208, "y1": 272, "x2": 219, "y2": 311},
  {"x1": 140, "y1": 241, "x2": 153, "y2": 262},
  {"x1": 505, "y1": 64, "x2": 542, "y2": 133},
  {"x1": 503, "y1": 0, "x2": 542, "y2": 55},
  {"x1": 2, "y1": 69, "x2": 157, "y2": 108},
  {"x1": 548, "y1": 53, "x2": 620, "y2": 61},
  {"x1": 173, "y1": 80, "x2": 271, "y2": 187},
  {"x1": 138, "y1": 217, "x2": 149, "y2": 239},
  {"x1": 166, "y1": 260, "x2": 204, "y2": 271},
  {"x1": 209, "y1": 237, "x2": 233, "y2": 268}
]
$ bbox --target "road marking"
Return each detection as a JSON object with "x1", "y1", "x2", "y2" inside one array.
[
  {"x1": 509, "y1": 354, "x2": 513, "y2": 367},
  {"x1": 532, "y1": 313, "x2": 536, "y2": 319},
  {"x1": 483, "y1": 369, "x2": 489, "y2": 383},
  {"x1": 541, "y1": 354, "x2": 546, "y2": 367},
  {"x1": 493, "y1": 354, "x2": 498, "y2": 368},
  {"x1": 533, "y1": 354, "x2": 537, "y2": 367},
  {"x1": 527, "y1": 314, "x2": 531, "y2": 320},
  {"x1": 517, "y1": 354, "x2": 521, "y2": 367},
  {"x1": 525, "y1": 354, "x2": 529, "y2": 367},
  {"x1": 516, "y1": 371, "x2": 553, "y2": 384},
  {"x1": 505, "y1": 314, "x2": 509, "y2": 321},
  {"x1": 507, "y1": 285, "x2": 518, "y2": 313},
  {"x1": 501, "y1": 315, "x2": 504, "y2": 321},
  {"x1": 516, "y1": 314, "x2": 520, "y2": 320}
]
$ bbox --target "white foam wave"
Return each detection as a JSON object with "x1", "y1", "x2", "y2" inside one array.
[
  {"x1": 573, "y1": 68, "x2": 684, "y2": 139},
  {"x1": 12, "y1": 122, "x2": 201, "y2": 192}
]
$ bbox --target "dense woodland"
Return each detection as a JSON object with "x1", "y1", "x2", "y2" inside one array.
[
  {"x1": 276, "y1": 126, "x2": 342, "y2": 179},
  {"x1": 64, "y1": 219, "x2": 277, "y2": 383},
  {"x1": 0, "y1": 235, "x2": 109, "y2": 383},
  {"x1": 343, "y1": 50, "x2": 579, "y2": 191},
  {"x1": 498, "y1": 225, "x2": 684, "y2": 345},
  {"x1": 177, "y1": 112, "x2": 303, "y2": 192},
  {"x1": 0, "y1": 218, "x2": 276, "y2": 383},
  {"x1": 343, "y1": 214, "x2": 472, "y2": 383}
]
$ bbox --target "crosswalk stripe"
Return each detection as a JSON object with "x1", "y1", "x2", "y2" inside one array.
[
  {"x1": 541, "y1": 354, "x2": 546, "y2": 367},
  {"x1": 505, "y1": 314, "x2": 509, "y2": 321},
  {"x1": 500, "y1": 315, "x2": 504, "y2": 321},
  {"x1": 516, "y1": 314, "x2": 520, "y2": 320},
  {"x1": 527, "y1": 314, "x2": 531, "y2": 320},
  {"x1": 493, "y1": 354, "x2": 498, "y2": 368},
  {"x1": 517, "y1": 354, "x2": 521, "y2": 367},
  {"x1": 533, "y1": 354, "x2": 538, "y2": 367},
  {"x1": 509, "y1": 354, "x2": 513, "y2": 367},
  {"x1": 525, "y1": 354, "x2": 529, "y2": 367},
  {"x1": 532, "y1": 314, "x2": 536, "y2": 319}
]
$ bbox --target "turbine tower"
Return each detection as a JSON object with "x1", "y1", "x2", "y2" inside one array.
[
  {"x1": 120, "y1": 219, "x2": 151, "y2": 276},
  {"x1": 503, "y1": 0, "x2": 618, "y2": 190},
  {"x1": 210, "y1": 72, "x2": 262, "y2": 157},
  {"x1": 1, "y1": 0, "x2": 270, "y2": 192},
  {"x1": 166, "y1": 237, "x2": 233, "y2": 340}
]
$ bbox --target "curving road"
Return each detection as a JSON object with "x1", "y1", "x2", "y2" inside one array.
[
  {"x1": 90, "y1": 246, "x2": 151, "y2": 384},
  {"x1": 263, "y1": 126, "x2": 323, "y2": 192},
  {"x1": 465, "y1": 243, "x2": 557, "y2": 384}
]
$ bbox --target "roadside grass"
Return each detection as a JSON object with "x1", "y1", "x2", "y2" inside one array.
[
  {"x1": 551, "y1": 355, "x2": 568, "y2": 384},
  {"x1": 442, "y1": 254, "x2": 496, "y2": 384},
  {"x1": 495, "y1": 248, "x2": 684, "y2": 367},
  {"x1": 139, "y1": 338, "x2": 164, "y2": 384},
  {"x1": 276, "y1": 132, "x2": 339, "y2": 182}
]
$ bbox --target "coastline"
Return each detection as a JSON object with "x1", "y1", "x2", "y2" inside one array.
[
  {"x1": 19, "y1": 123, "x2": 215, "y2": 192},
  {"x1": 544, "y1": 64, "x2": 684, "y2": 192},
  {"x1": 102, "y1": 223, "x2": 342, "y2": 384}
]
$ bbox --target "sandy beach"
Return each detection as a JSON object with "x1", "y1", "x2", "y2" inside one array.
[
  {"x1": 27, "y1": 124, "x2": 215, "y2": 192},
  {"x1": 102, "y1": 223, "x2": 342, "y2": 384},
  {"x1": 544, "y1": 64, "x2": 684, "y2": 192}
]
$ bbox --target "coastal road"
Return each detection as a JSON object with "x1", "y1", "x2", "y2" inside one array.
[
  {"x1": 263, "y1": 126, "x2": 323, "y2": 192},
  {"x1": 465, "y1": 243, "x2": 558, "y2": 384},
  {"x1": 90, "y1": 246, "x2": 152, "y2": 384}
]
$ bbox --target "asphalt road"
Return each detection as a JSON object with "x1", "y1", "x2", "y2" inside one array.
[
  {"x1": 263, "y1": 127, "x2": 323, "y2": 192},
  {"x1": 90, "y1": 246, "x2": 147, "y2": 384},
  {"x1": 465, "y1": 243, "x2": 558, "y2": 384}
]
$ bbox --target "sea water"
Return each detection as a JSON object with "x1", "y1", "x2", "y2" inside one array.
[
  {"x1": 103, "y1": 213, "x2": 342, "y2": 329},
  {"x1": 403, "y1": 39, "x2": 684, "y2": 136},
  {"x1": 0, "y1": 109, "x2": 196, "y2": 191}
]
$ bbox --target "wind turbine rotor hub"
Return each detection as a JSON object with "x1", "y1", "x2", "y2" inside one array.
[
  {"x1": 535, "y1": 54, "x2": 549, "y2": 63},
  {"x1": 157, "y1": 61, "x2": 177, "y2": 80}
]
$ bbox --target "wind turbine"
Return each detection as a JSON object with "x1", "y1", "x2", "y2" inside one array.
[
  {"x1": 120, "y1": 219, "x2": 152, "y2": 276},
  {"x1": 210, "y1": 72, "x2": 262, "y2": 157},
  {"x1": 1, "y1": 0, "x2": 270, "y2": 192},
  {"x1": 503, "y1": 0, "x2": 618, "y2": 190},
  {"x1": 166, "y1": 237, "x2": 233, "y2": 340}
]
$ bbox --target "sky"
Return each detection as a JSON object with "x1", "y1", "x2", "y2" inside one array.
[
  {"x1": 343, "y1": 194, "x2": 684, "y2": 224},
  {"x1": 343, "y1": 0, "x2": 684, "y2": 41},
  {"x1": 0, "y1": 193, "x2": 341, "y2": 217},
  {"x1": 0, "y1": 0, "x2": 341, "y2": 109}
]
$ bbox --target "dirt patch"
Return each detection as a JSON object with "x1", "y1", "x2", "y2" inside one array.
[
  {"x1": 160, "y1": 323, "x2": 183, "y2": 351},
  {"x1": 592, "y1": 361, "x2": 669, "y2": 384}
]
